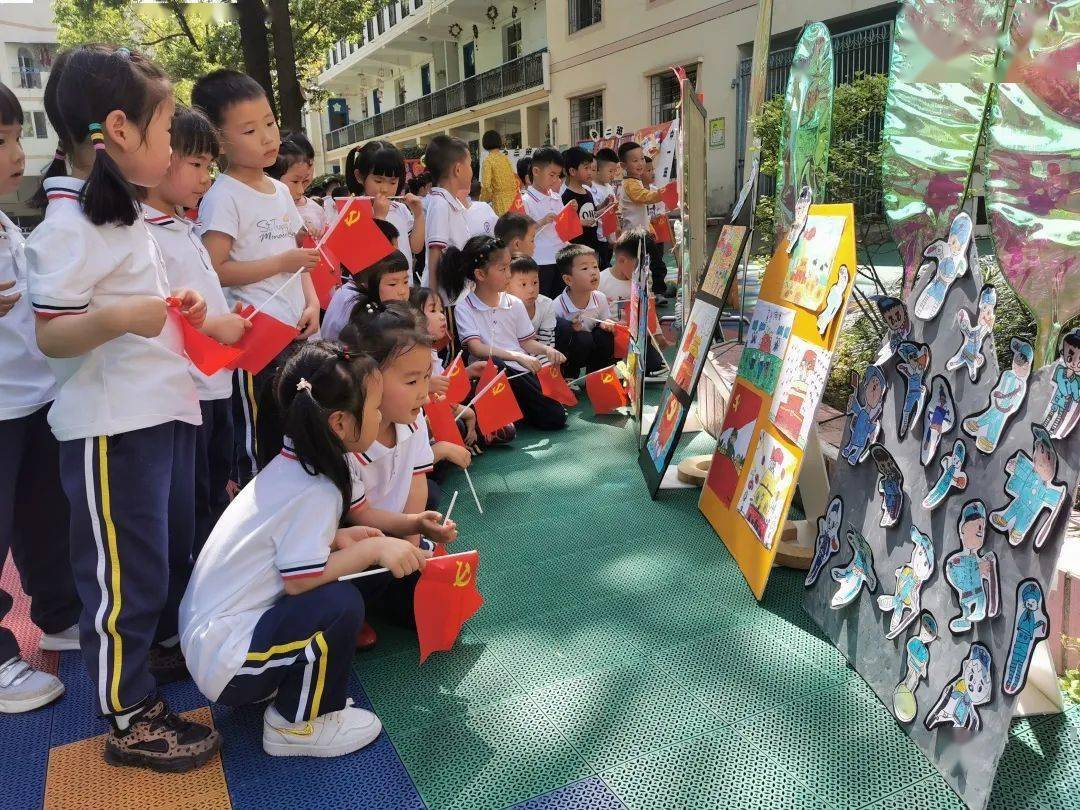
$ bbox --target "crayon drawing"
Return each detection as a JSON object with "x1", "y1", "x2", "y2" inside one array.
[
  {"x1": 781, "y1": 215, "x2": 846, "y2": 311},
  {"x1": 736, "y1": 300, "x2": 795, "y2": 395},
  {"x1": 770, "y1": 336, "x2": 831, "y2": 448},
  {"x1": 737, "y1": 432, "x2": 797, "y2": 549},
  {"x1": 707, "y1": 383, "x2": 762, "y2": 507},
  {"x1": 671, "y1": 299, "x2": 720, "y2": 394}
]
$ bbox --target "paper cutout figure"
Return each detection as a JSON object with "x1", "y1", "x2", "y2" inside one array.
[
  {"x1": 1002, "y1": 579, "x2": 1049, "y2": 696},
  {"x1": 874, "y1": 295, "x2": 911, "y2": 361},
  {"x1": 870, "y1": 444, "x2": 904, "y2": 528},
  {"x1": 922, "y1": 439, "x2": 969, "y2": 510},
  {"x1": 913, "y1": 212, "x2": 973, "y2": 321},
  {"x1": 989, "y1": 425, "x2": 1068, "y2": 551},
  {"x1": 892, "y1": 611, "x2": 938, "y2": 723},
  {"x1": 962, "y1": 338, "x2": 1033, "y2": 454},
  {"x1": 736, "y1": 300, "x2": 795, "y2": 395},
  {"x1": 806, "y1": 496, "x2": 844, "y2": 587},
  {"x1": 839, "y1": 366, "x2": 887, "y2": 465},
  {"x1": 877, "y1": 525, "x2": 935, "y2": 638},
  {"x1": 944, "y1": 500, "x2": 1000, "y2": 634},
  {"x1": 785, "y1": 186, "x2": 813, "y2": 254},
  {"x1": 830, "y1": 528, "x2": 878, "y2": 609},
  {"x1": 1042, "y1": 327, "x2": 1080, "y2": 439},
  {"x1": 920, "y1": 376, "x2": 955, "y2": 467},
  {"x1": 770, "y1": 336, "x2": 831, "y2": 449},
  {"x1": 925, "y1": 643, "x2": 993, "y2": 733},
  {"x1": 896, "y1": 341, "x2": 931, "y2": 440},
  {"x1": 781, "y1": 214, "x2": 846, "y2": 311},
  {"x1": 946, "y1": 284, "x2": 997, "y2": 382},
  {"x1": 816, "y1": 265, "x2": 850, "y2": 336},
  {"x1": 736, "y1": 432, "x2": 798, "y2": 550},
  {"x1": 708, "y1": 383, "x2": 762, "y2": 507}
]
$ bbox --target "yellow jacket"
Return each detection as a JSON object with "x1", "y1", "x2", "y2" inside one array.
[{"x1": 480, "y1": 150, "x2": 519, "y2": 216}]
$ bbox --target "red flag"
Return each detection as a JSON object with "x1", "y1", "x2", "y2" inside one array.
[
  {"x1": 166, "y1": 300, "x2": 243, "y2": 376},
  {"x1": 443, "y1": 352, "x2": 471, "y2": 405},
  {"x1": 538, "y1": 364, "x2": 578, "y2": 407},
  {"x1": 585, "y1": 366, "x2": 629, "y2": 414},
  {"x1": 613, "y1": 323, "x2": 630, "y2": 359},
  {"x1": 554, "y1": 202, "x2": 584, "y2": 242},
  {"x1": 320, "y1": 198, "x2": 394, "y2": 274},
  {"x1": 647, "y1": 297, "x2": 660, "y2": 335},
  {"x1": 651, "y1": 214, "x2": 672, "y2": 244},
  {"x1": 425, "y1": 396, "x2": 464, "y2": 447},
  {"x1": 414, "y1": 550, "x2": 483, "y2": 663},
  {"x1": 227, "y1": 307, "x2": 301, "y2": 375},
  {"x1": 598, "y1": 203, "x2": 618, "y2": 237},
  {"x1": 508, "y1": 192, "x2": 526, "y2": 215},
  {"x1": 473, "y1": 371, "x2": 523, "y2": 434},
  {"x1": 184, "y1": 206, "x2": 199, "y2": 222},
  {"x1": 309, "y1": 247, "x2": 341, "y2": 309},
  {"x1": 477, "y1": 357, "x2": 498, "y2": 392},
  {"x1": 333, "y1": 197, "x2": 374, "y2": 216},
  {"x1": 660, "y1": 181, "x2": 679, "y2": 210}
]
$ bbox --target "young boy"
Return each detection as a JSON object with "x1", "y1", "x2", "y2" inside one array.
[
  {"x1": 494, "y1": 212, "x2": 537, "y2": 258},
  {"x1": 643, "y1": 155, "x2": 670, "y2": 304},
  {"x1": 592, "y1": 147, "x2": 620, "y2": 268},
  {"x1": 522, "y1": 147, "x2": 571, "y2": 299},
  {"x1": 516, "y1": 156, "x2": 532, "y2": 189},
  {"x1": 561, "y1": 147, "x2": 601, "y2": 254},
  {"x1": 506, "y1": 255, "x2": 570, "y2": 356},
  {"x1": 552, "y1": 245, "x2": 616, "y2": 378},
  {"x1": 603, "y1": 229, "x2": 669, "y2": 381},
  {"x1": 617, "y1": 141, "x2": 669, "y2": 302}
]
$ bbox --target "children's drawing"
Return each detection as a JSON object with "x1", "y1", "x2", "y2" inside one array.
[
  {"x1": 913, "y1": 212, "x2": 974, "y2": 321},
  {"x1": 700, "y1": 225, "x2": 748, "y2": 299},
  {"x1": 647, "y1": 390, "x2": 684, "y2": 472},
  {"x1": 877, "y1": 525, "x2": 935, "y2": 638},
  {"x1": 671, "y1": 299, "x2": 719, "y2": 394},
  {"x1": 816, "y1": 265, "x2": 850, "y2": 336},
  {"x1": 925, "y1": 643, "x2": 993, "y2": 733},
  {"x1": 707, "y1": 383, "x2": 762, "y2": 507},
  {"x1": 892, "y1": 611, "x2": 938, "y2": 724},
  {"x1": 989, "y1": 425, "x2": 1068, "y2": 551},
  {"x1": 1002, "y1": 579, "x2": 1049, "y2": 696},
  {"x1": 829, "y1": 527, "x2": 878, "y2": 609},
  {"x1": 784, "y1": 186, "x2": 813, "y2": 254},
  {"x1": 839, "y1": 366, "x2": 887, "y2": 465},
  {"x1": 920, "y1": 376, "x2": 956, "y2": 467},
  {"x1": 781, "y1": 214, "x2": 846, "y2": 312},
  {"x1": 922, "y1": 439, "x2": 969, "y2": 510},
  {"x1": 870, "y1": 444, "x2": 904, "y2": 528},
  {"x1": 945, "y1": 284, "x2": 997, "y2": 382},
  {"x1": 896, "y1": 341, "x2": 931, "y2": 440},
  {"x1": 1042, "y1": 326, "x2": 1080, "y2": 439},
  {"x1": 736, "y1": 300, "x2": 795, "y2": 395},
  {"x1": 806, "y1": 495, "x2": 843, "y2": 587},
  {"x1": 944, "y1": 500, "x2": 1000, "y2": 634},
  {"x1": 962, "y1": 338, "x2": 1033, "y2": 454},
  {"x1": 874, "y1": 295, "x2": 911, "y2": 361},
  {"x1": 770, "y1": 336, "x2": 831, "y2": 448},
  {"x1": 736, "y1": 431, "x2": 797, "y2": 550}
]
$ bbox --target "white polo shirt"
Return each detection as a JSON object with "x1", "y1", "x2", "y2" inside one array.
[
  {"x1": 26, "y1": 178, "x2": 201, "y2": 441},
  {"x1": 179, "y1": 442, "x2": 368, "y2": 701},
  {"x1": 464, "y1": 199, "x2": 498, "y2": 238},
  {"x1": 295, "y1": 195, "x2": 327, "y2": 238},
  {"x1": 143, "y1": 204, "x2": 233, "y2": 401},
  {"x1": 531, "y1": 294, "x2": 557, "y2": 347},
  {"x1": 591, "y1": 182, "x2": 616, "y2": 243},
  {"x1": 197, "y1": 173, "x2": 306, "y2": 327},
  {"x1": 384, "y1": 200, "x2": 416, "y2": 278},
  {"x1": 0, "y1": 210, "x2": 55, "y2": 420},
  {"x1": 522, "y1": 186, "x2": 568, "y2": 266},
  {"x1": 554, "y1": 289, "x2": 612, "y2": 325},
  {"x1": 454, "y1": 291, "x2": 536, "y2": 370},
  {"x1": 353, "y1": 418, "x2": 434, "y2": 514},
  {"x1": 421, "y1": 188, "x2": 470, "y2": 288}
]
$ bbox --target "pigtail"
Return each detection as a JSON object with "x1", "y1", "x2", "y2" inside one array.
[
  {"x1": 439, "y1": 245, "x2": 468, "y2": 302},
  {"x1": 340, "y1": 302, "x2": 432, "y2": 367},
  {"x1": 81, "y1": 123, "x2": 140, "y2": 226},
  {"x1": 28, "y1": 146, "x2": 67, "y2": 210},
  {"x1": 344, "y1": 145, "x2": 364, "y2": 195}
]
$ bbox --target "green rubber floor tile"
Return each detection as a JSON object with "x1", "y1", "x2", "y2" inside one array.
[
  {"x1": 736, "y1": 678, "x2": 934, "y2": 810},
  {"x1": 353, "y1": 630, "x2": 522, "y2": 735},
  {"x1": 392, "y1": 694, "x2": 592, "y2": 810},
  {"x1": 355, "y1": 617, "x2": 419, "y2": 661},
  {"x1": 861, "y1": 774, "x2": 964, "y2": 809},
  {"x1": 988, "y1": 710, "x2": 1080, "y2": 810},
  {"x1": 530, "y1": 660, "x2": 724, "y2": 771},
  {"x1": 465, "y1": 564, "x2": 560, "y2": 631},
  {"x1": 679, "y1": 555, "x2": 755, "y2": 606},
  {"x1": 600, "y1": 725, "x2": 830, "y2": 810},
  {"x1": 732, "y1": 602, "x2": 856, "y2": 680}
]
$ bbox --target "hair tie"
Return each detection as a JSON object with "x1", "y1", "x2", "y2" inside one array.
[
  {"x1": 364, "y1": 300, "x2": 385, "y2": 315},
  {"x1": 335, "y1": 347, "x2": 351, "y2": 362},
  {"x1": 53, "y1": 148, "x2": 66, "y2": 161},
  {"x1": 115, "y1": 47, "x2": 131, "y2": 59},
  {"x1": 295, "y1": 378, "x2": 313, "y2": 393},
  {"x1": 88, "y1": 123, "x2": 105, "y2": 151}
]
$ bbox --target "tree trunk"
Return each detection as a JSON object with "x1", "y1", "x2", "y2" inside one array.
[
  {"x1": 267, "y1": 0, "x2": 303, "y2": 132},
  {"x1": 235, "y1": 0, "x2": 277, "y2": 118}
]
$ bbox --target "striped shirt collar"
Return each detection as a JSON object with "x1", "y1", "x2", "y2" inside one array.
[
  {"x1": 557, "y1": 289, "x2": 600, "y2": 315},
  {"x1": 462, "y1": 290, "x2": 513, "y2": 312},
  {"x1": 352, "y1": 419, "x2": 420, "y2": 465},
  {"x1": 140, "y1": 203, "x2": 185, "y2": 231},
  {"x1": 524, "y1": 185, "x2": 560, "y2": 204},
  {"x1": 428, "y1": 186, "x2": 466, "y2": 213}
]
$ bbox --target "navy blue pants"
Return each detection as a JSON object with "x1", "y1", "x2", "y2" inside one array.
[
  {"x1": 493, "y1": 358, "x2": 566, "y2": 431},
  {"x1": 562, "y1": 324, "x2": 616, "y2": 378},
  {"x1": 60, "y1": 421, "x2": 195, "y2": 724},
  {"x1": 217, "y1": 582, "x2": 364, "y2": 723},
  {"x1": 649, "y1": 241, "x2": 668, "y2": 296},
  {"x1": 0, "y1": 405, "x2": 80, "y2": 663},
  {"x1": 195, "y1": 398, "x2": 233, "y2": 557},
  {"x1": 538, "y1": 263, "x2": 565, "y2": 300}
]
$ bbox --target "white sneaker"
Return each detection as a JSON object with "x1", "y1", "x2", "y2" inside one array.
[
  {"x1": 262, "y1": 699, "x2": 382, "y2": 758},
  {"x1": 0, "y1": 656, "x2": 65, "y2": 713},
  {"x1": 40, "y1": 624, "x2": 80, "y2": 652}
]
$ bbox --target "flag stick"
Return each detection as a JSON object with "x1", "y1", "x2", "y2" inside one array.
[
  {"x1": 443, "y1": 490, "x2": 459, "y2": 524},
  {"x1": 463, "y1": 468, "x2": 483, "y2": 515},
  {"x1": 247, "y1": 268, "x2": 304, "y2": 320},
  {"x1": 338, "y1": 495, "x2": 458, "y2": 582}
]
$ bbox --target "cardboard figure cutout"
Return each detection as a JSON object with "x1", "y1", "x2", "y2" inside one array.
[
  {"x1": 1042, "y1": 327, "x2": 1080, "y2": 439},
  {"x1": 875, "y1": 295, "x2": 911, "y2": 361},
  {"x1": 785, "y1": 186, "x2": 813, "y2": 254},
  {"x1": 925, "y1": 643, "x2": 993, "y2": 733},
  {"x1": 913, "y1": 212, "x2": 974, "y2": 321},
  {"x1": 830, "y1": 527, "x2": 878, "y2": 609},
  {"x1": 1002, "y1": 579, "x2": 1049, "y2": 696},
  {"x1": 962, "y1": 338, "x2": 1033, "y2": 454},
  {"x1": 896, "y1": 341, "x2": 931, "y2": 440},
  {"x1": 817, "y1": 264, "x2": 850, "y2": 335},
  {"x1": 989, "y1": 425, "x2": 1068, "y2": 551},
  {"x1": 920, "y1": 376, "x2": 956, "y2": 467},
  {"x1": 943, "y1": 500, "x2": 1000, "y2": 634},
  {"x1": 892, "y1": 611, "x2": 938, "y2": 724},
  {"x1": 870, "y1": 443, "x2": 905, "y2": 528},
  {"x1": 806, "y1": 496, "x2": 844, "y2": 587},
  {"x1": 878, "y1": 525, "x2": 935, "y2": 639},
  {"x1": 946, "y1": 284, "x2": 997, "y2": 382},
  {"x1": 922, "y1": 439, "x2": 969, "y2": 510},
  {"x1": 840, "y1": 366, "x2": 887, "y2": 465}
]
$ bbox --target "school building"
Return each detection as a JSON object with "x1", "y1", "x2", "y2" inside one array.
[{"x1": 309, "y1": 0, "x2": 899, "y2": 215}]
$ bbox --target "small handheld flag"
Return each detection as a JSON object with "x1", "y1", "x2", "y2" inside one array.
[
  {"x1": 651, "y1": 214, "x2": 672, "y2": 245},
  {"x1": 320, "y1": 198, "x2": 394, "y2": 274},
  {"x1": 166, "y1": 299, "x2": 243, "y2": 376},
  {"x1": 598, "y1": 203, "x2": 618, "y2": 237},
  {"x1": 538, "y1": 363, "x2": 578, "y2": 406},
  {"x1": 477, "y1": 356, "x2": 498, "y2": 392},
  {"x1": 509, "y1": 193, "x2": 526, "y2": 215},
  {"x1": 227, "y1": 306, "x2": 301, "y2": 375},
  {"x1": 309, "y1": 246, "x2": 342, "y2": 309},
  {"x1": 473, "y1": 370, "x2": 524, "y2": 434},
  {"x1": 613, "y1": 323, "x2": 631, "y2": 360},
  {"x1": 554, "y1": 202, "x2": 584, "y2": 242},
  {"x1": 585, "y1": 365, "x2": 629, "y2": 414},
  {"x1": 660, "y1": 181, "x2": 679, "y2": 210},
  {"x1": 443, "y1": 352, "x2": 471, "y2": 405},
  {"x1": 414, "y1": 550, "x2": 483, "y2": 663},
  {"x1": 425, "y1": 395, "x2": 464, "y2": 447}
]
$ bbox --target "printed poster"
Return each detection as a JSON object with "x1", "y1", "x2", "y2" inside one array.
[
  {"x1": 646, "y1": 390, "x2": 686, "y2": 473},
  {"x1": 736, "y1": 431, "x2": 798, "y2": 549},
  {"x1": 671, "y1": 298, "x2": 720, "y2": 395},
  {"x1": 781, "y1": 215, "x2": 846, "y2": 311},
  {"x1": 736, "y1": 300, "x2": 795, "y2": 395},
  {"x1": 770, "y1": 336, "x2": 832, "y2": 448},
  {"x1": 705, "y1": 382, "x2": 762, "y2": 507}
]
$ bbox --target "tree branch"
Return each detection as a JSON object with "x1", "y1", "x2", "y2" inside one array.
[
  {"x1": 141, "y1": 31, "x2": 190, "y2": 48},
  {"x1": 162, "y1": 0, "x2": 201, "y2": 49}
]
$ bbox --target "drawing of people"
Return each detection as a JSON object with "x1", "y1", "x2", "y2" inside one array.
[
  {"x1": 892, "y1": 612, "x2": 938, "y2": 723},
  {"x1": 962, "y1": 339, "x2": 1033, "y2": 454},
  {"x1": 920, "y1": 379, "x2": 955, "y2": 466},
  {"x1": 944, "y1": 501, "x2": 999, "y2": 633},
  {"x1": 926, "y1": 643, "x2": 993, "y2": 732},
  {"x1": 1003, "y1": 581, "x2": 1049, "y2": 695},
  {"x1": 914, "y1": 213, "x2": 973, "y2": 321},
  {"x1": 1043, "y1": 327, "x2": 1080, "y2": 439},
  {"x1": 946, "y1": 285, "x2": 997, "y2": 382},
  {"x1": 989, "y1": 425, "x2": 1068, "y2": 549},
  {"x1": 897, "y1": 342, "x2": 931, "y2": 440},
  {"x1": 840, "y1": 366, "x2": 886, "y2": 465}
]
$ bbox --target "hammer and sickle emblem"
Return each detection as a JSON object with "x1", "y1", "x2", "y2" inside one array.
[
  {"x1": 493, "y1": 382, "x2": 506, "y2": 396},
  {"x1": 602, "y1": 373, "x2": 614, "y2": 385},
  {"x1": 453, "y1": 560, "x2": 472, "y2": 587},
  {"x1": 344, "y1": 210, "x2": 361, "y2": 227},
  {"x1": 449, "y1": 363, "x2": 460, "y2": 376}
]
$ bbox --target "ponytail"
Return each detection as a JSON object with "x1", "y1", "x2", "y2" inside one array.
[
  {"x1": 82, "y1": 122, "x2": 141, "y2": 226},
  {"x1": 28, "y1": 147, "x2": 66, "y2": 210},
  {"x1": 440, "y1": 235, "x2": 507, "y2": 301},
  {"x1": 340, "y1": 301, "x2": 432, "y2": 367},
  {"x1": 344, "y1": 145, "x2": 363, "y2": 195}
]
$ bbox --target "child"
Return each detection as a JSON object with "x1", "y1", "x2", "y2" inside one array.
[
  {"x1": 179, "y1": 342, "x2": 432, "y2": 757},
  {"x1": 0, "y1": 80, "x2": 81, "y2": 714},
  {"x1": 445, "y1": 236, "x2": 567, "y2": 430},
  {"x1": 421, "y1": 134, "x2": 472, "y2": 298},
  {"x1": 465, "y1": 195, "x2": 499, "y2": 239},
  {"x1": 643, "y1": 155, "x2": 670, "y2": 303},
  {"x1": 269, "y1": 131, "x2": 326, "y2": 237},
  {"x1": 602, "y1": 229, "x2": 668, "y2": 380},
  {"x1": 322, "y1": 226, "x2": 411, "y2": 342},
  {"x1": 560, "y1": 147, "x2": 601, "y2": 254},
  {"x1": 142, "y1": 106, "x2": 250, "y2": 556},
  {"x1": 193, "y1": 69, "x2": 321, "y2": 485},
  {"x1": 479, "y1": 129, "x2": 518, "y2": 215},
  {"x1": 516, "y1": 156, "x2": 532, "y2": 190},
  {"x1": 506, "y1": 255, "x2": 565, "y2": 354},
  {"x1": 552, "y1": 245, "x2": 616, "y2": 378},
  {"x1": 592, "y1": 147, "x2": 619, "y2": 268},
  {"x1": 617, "y1": 142, "x2": 669, "y2": 301},
  {"x1": 26, "y1": 45, "x2": 219, "y2": 768},
  {"x1": 521, "y1": 147, "x2": 570, "y2": 299},
  {"x1": 408, "y1": 171, "x2": 432, "y2": 197},
  {"x1": 345, "y1": 140, "x2": 425, "y2": 281},
  {"x1": 494, "y1": 212, "x2": 537, "y2": 258}
]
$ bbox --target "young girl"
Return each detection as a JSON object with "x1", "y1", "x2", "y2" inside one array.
[
  {"x1": 444, "y1": 236, "x2": 567, "y2": 431},
  {"x1": 345, "y1": 140, "x2": 424, "y2": 280},
  {"x1": 269, "y1": 131, "x2": 325, "y2": 238},
  {"x1": 321, "y1": 243, "x2": 411, "y2": 343},
  {"x1": 193, "y1": 69, "x2": 321, "y2": 486},
  {"x1": 180, "y1": 342, "x2": 431, "y2": 758},
  {"x1": 26, "y1": 45, "x2": 219, "y2": 769},
  {"x1": 421, "y1": 135, "x2": 472, "y2": 297},
  {"x1": 0, "y1": 81, "x2": 81, "y2": 715}
]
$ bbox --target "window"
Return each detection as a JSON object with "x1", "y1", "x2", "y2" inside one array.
[
  {"x1": 651, "y1": 63, "x2": 697, "y2": 124},
  {"x1": 420, "y1": 63, "x2": 432, "y2": 96},
  {"x1": 570, "y1": 93, "x2": 603, "y2": 142},
  {"x1": 504, "y1": 20, "x2": 523, "y2": 62},
  {"x1": 396, "y1": 77, "x2": 406, "y2": 105},
  {"x1": 401, "y1": 1, "x2": 409, "y2": 17},
  {"x1": 463, "y1": 42, "x2": 476, "y2": 78},
  {"x1": 568, "y1": 0, "x2": 601, "y2": 33},
  {"x1": 25, "y1": 111, "x2": 48, "y2": 139}
]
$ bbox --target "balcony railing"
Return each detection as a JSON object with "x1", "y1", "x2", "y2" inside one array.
[
  {"x1": 325, "y1": 48, "x2": 546, "y2": 152},
  {"x1": 11, "y1": 67, "x2": 48, "y2": 90}
]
